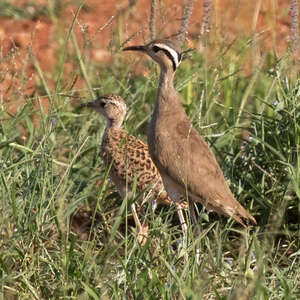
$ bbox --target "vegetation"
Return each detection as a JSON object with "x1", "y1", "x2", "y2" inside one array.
[{"x1": 0, "y1": 1, "x2": 299, "y2": 299}]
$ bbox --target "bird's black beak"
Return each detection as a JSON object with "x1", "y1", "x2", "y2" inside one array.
[{"x1": 123, "y1": 45, "x2": 146, "y2": 52}]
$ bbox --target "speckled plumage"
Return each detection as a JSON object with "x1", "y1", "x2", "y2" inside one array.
[
  {"x1": 81, "y1": 94, "x2": 187, "y2": 215},
  {"x1": 101, "y1": 127, "x2": 184, "y2": 208}
]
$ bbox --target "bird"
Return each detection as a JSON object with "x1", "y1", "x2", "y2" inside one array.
[
  {"x1": 123, "y1": 40, "x2": 256, "y2": 237},
  {"x1": 81, "y1": 94, "x2": 188, "y2": 245}
]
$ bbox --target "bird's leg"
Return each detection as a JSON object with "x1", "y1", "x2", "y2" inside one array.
[
  {"x1": 131, "y1": 203, "x2": 149, "y2": 245},
  {"x1": 176, "y1": 203, "x2": 189, "y2": 263},
  {"x1": 175, "y1": 204, "x2": 187, "y2": 235},
  {"x1": 189, "y1": 200, "x2": 201, "y2": 264}
]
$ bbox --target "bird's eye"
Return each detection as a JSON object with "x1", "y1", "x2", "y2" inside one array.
[
  {"x1": 100, "y1": 101, "x2": 105, "y2": 107},
  {"x1": 178, "y1": 53, "x2": 182, "y2": 62},
  {"x1": 152, "y1": 45, "x2": 160, "y2": 52}
]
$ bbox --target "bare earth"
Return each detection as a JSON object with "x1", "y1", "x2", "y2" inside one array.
[{"x1": 0, "y1": 0, "x2": 297, "y2": 113}]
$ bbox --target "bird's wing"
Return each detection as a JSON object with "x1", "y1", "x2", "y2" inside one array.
[
  {"x1": 103, "y1": 129, "x2": 158, "y2": 187},
  {"x1": 103, "y1": 129, "x2": 184, "y2": 207},
  {"x1": 157, "y1": 120, "x2": 256, "y2": 224}
]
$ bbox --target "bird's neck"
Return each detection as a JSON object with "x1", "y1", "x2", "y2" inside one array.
[
  {"x1": 106, "y1": 118, "x2": 123, "y2": 130},
  {"x1": 157, "y1": 67, "x2": 176, "y2": 100},
  {"x1": 153, "y1": 67, "x2": 183, "y2": 117},
  {"x1": 103, "y1": 118, "x2": 123, "y2": 143}
]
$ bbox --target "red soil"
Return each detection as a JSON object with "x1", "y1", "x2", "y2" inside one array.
[{"x1": 0, "y1": 0, "x2": 298, "y2": 113}]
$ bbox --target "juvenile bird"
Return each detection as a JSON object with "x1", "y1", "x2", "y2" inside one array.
[{"x1": 81, "y1": 94, "x2": 188, "y2": 244}]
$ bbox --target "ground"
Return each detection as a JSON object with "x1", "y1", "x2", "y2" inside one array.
[{"x1": 0, "y1": 0, "x2": 296, "y2": 113}]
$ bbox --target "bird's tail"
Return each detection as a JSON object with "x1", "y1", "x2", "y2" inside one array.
[{"x1": 234, "y1": 204, "x2": 257, "y2": 227}]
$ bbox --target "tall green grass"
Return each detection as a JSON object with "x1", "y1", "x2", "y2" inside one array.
[{"x1": 0, "y1": 2, "x2": 299, "y2": 299}]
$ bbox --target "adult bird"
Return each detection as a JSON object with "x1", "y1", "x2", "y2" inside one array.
[{"x1": 123, "y1": 40, "x2": 256, "y2": 238}]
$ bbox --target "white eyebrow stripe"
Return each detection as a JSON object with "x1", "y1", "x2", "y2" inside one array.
[
  {"x1": 109, "y1": 99, "x2": 127, "y2": 111},
  {"x1": 154, "y1": 43, "x2": 181, "y2": 68}
]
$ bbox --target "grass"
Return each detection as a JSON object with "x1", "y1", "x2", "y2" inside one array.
[{"x1": 1, "y1": 2, "x2": 300, "y2": 299}]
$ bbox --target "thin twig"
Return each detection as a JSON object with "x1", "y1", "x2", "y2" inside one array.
[
  {"x1": 235, "y1": 54, "x2": 266, "y2": 127},
  {"x1": 149, "y1": 0, "x2": 157, "y2": 40},
  {"x1": 201, "y1": 0, "x2": 212, "y2": 36},
  {"x1": 177, "y1": 0, "x2": 194, "y2": 47},
  {"x1": 96, "y1": 16, "x2": 115, "y2": 34},
  {"x1": 120, "y1": 29, "x2": 144, "y2": 48},
  {"x1": 199, "y1": 0, "x2": 212, "y2": 49},
  {"x1": 71, "y1": 30, "x2": 95, "y2": 99},
  {"x1": 290, "y1": 0, "x2": 299, "y2": 52}
]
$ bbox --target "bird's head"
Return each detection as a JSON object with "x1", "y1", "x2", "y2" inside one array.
[
  {"x1": 81, "y1": 94, "x2": 127, "y2": 128},
  {"x1": 123, "y1": 39, "x2": 182, "y2": 72}
]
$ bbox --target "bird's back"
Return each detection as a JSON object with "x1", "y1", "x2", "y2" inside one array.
[
  {"x1": 101, "y1": 128, "x2": 187, "y2": 208},
  {"x1": 149, "y1": 94, "x2": 256, "y2": 225}
]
